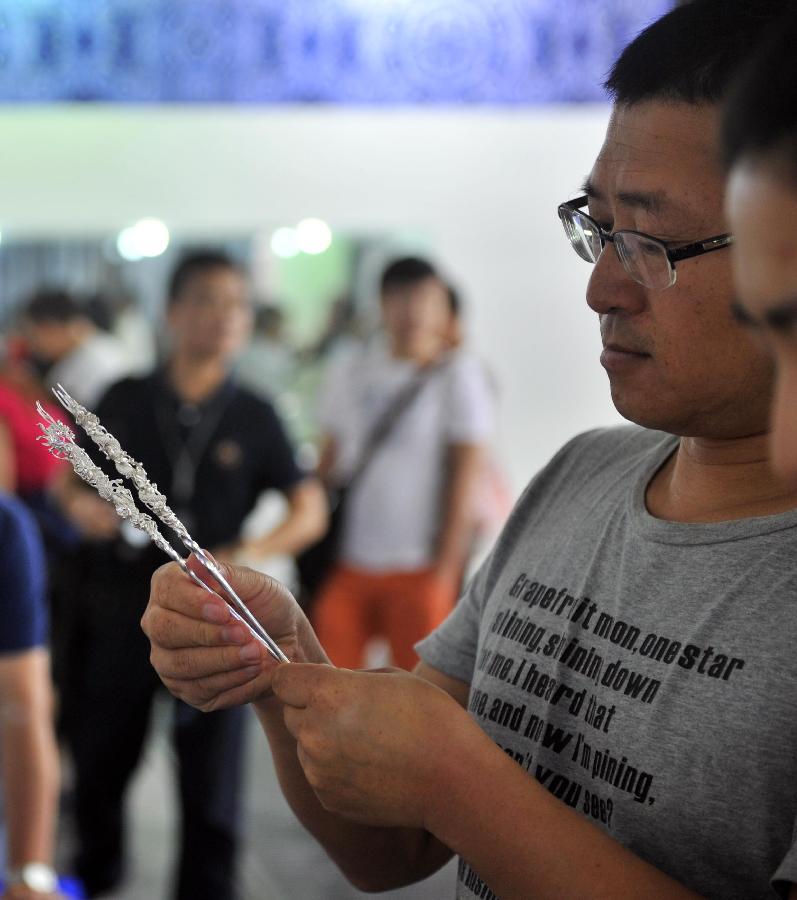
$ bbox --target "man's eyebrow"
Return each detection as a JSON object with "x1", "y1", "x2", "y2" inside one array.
[
  {"x1": 732, "y1": 296, "x2": 797, "y2": 331},
  {"x1": 581, "y1": 178, "x2": 601, "y2": 199},
  {"x1": 580, "y1": 178, "x2": 672, "y2": 216}
]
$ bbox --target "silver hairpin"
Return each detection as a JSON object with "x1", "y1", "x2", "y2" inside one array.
[{"x1": 37, "y1": 387, "x2": 288, "y2": 664}]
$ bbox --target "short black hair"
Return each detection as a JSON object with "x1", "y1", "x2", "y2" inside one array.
[
  {"x1": 168, "y1": 249, "x2": 246, "y2": 306},
  {"x1": 23, "y1": 288, "x2": 84, "y2": 324},
  {"x1": 379, "y1": 256, "x2": 438, "y2": 295},
  {"x1": 721, "y1": 8, "x2": 797, "y2": 185},
  {"x1": 605, "y1": 0, "x2": 791, "y2": 106}
]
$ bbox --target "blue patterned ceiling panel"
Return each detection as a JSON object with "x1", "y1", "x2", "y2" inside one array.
[{"x1": 0, "y1": 0, "x2": 674, "y2": 104}]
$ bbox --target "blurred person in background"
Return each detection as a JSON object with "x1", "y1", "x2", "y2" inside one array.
[
  {"x1": 0, "y1": 336, "x2": 66, "y2": 509},
  {"x1": 142, "y1": 3, "x2": 797, "y2": 899},
  {"x1": 723, "y1": 8, "x2": 797, "y2": 486},
  {"x1": 0, "y1": 492, "x2": 63, "y2": 900},
  {"x1": 54, "y1": 250, "x2": 326, "y2": 900},
  {"x1": 309, "y1": 256, "x2": 494, "y2": 669},
  {"x1": 20, "y1": 289, "x2": 130, "y2": 410},
  {"x1": 0, "y1": 336, "x2": 78, "y2": 650}
]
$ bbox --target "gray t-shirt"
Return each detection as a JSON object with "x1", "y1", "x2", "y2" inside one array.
[{"x1": 417, "y1": 426, "x2": 797, "y2": 900}]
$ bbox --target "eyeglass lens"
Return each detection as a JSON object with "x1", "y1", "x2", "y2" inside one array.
[
  {"x1": 614, "y1": 232, "x2": 676, "y2": 289},
  {"x1": 560, "y1": 206, "x2": 675, "y2": 289}
]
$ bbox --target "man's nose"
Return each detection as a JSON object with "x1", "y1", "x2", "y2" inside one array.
[{"x1": 586, "y1": 244, "x2": 647, "y2": 317}]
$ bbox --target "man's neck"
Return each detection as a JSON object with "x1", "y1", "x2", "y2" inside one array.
[
  {"x1": 646, "y1": 433, "x2": 797, "y2": 523},
  {"x1": 167, "y1": 354, "x2": 229, "y2": 404}
]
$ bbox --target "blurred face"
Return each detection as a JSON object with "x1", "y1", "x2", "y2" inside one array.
[
  {"x1": 726, "y1": 160, "x2": 797, "y2": 482},
  {"x1": 168, "y1": 266, "x2": 252, "y2": 361},
  {"x1": 381, "y1": 276, "x2": 452, "y2": 360},
  {"x1": 23, "y1": 319, "x2": 82, "y2": 363},
  {"x1": 585, "y1": 101, "x2": 774, "y2": 438}
]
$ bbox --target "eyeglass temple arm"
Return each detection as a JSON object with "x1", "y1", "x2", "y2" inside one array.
[{"x1": 665, "y1": 234, "x2": 733, "y2": 263}]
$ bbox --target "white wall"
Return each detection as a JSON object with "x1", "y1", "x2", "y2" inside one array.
[{"x1": 0, "y1": 105, "x2": 623, "y2": 492}]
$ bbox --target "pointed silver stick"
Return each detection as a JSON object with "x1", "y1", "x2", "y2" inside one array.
[{"x1": 37, "y1": 395, "x2": 288, "y2": 664}]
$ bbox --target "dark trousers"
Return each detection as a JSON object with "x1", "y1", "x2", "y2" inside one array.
[{"x1": 62, "y1": 563, "x2": 246, "y2": 900}]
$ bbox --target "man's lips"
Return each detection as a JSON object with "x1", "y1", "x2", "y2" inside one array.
[
  {"x1": 601, "y1": 342, "x2": 650, "y2": 356},
  {"x1": 600, "y1": 342, "x2": 651, "y2": 371}
]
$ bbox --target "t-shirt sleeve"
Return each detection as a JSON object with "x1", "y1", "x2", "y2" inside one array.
[
  {"x1": 254, "y1": 399, "x2": 306, "y2": 493},
  {"x1": 443, "y1": 353, "x2": 495, "y2": 445},
  {"x1": 0, "y1": 496, "x2": 48, "y2": 653},
  {"x1": 415, "y1": 428, "x2": 617, "y2": 683},
  {"x1": 415, "y1": 548, "x2": 494, "y2": 683}
]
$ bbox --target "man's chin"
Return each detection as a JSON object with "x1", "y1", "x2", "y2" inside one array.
[{"x1": 609, "y1": 389, "x2": 678, "y2": 434}]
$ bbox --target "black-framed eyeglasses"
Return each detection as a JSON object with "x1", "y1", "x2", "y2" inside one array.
[{"x1": 557, "y1": 196, "x2": 733, "y2": 291}]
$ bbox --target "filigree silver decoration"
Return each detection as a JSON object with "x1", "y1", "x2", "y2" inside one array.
[
  {"x1": 51, "y1": 384, "x2": 199, "y2": 553},
  {"x1": 36, "y1": 404, "x2": 180, "y2": 562},
  {"x1": 36, "y1": 387, "x2": 288, "y2": 664}
]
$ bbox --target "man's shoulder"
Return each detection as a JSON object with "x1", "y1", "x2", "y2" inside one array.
[
  {"x1": 97, "y1": 373, "x2": 154, "y2": 405},
  {"x1": 229, "y1": 380, "x2": 280, "y2": 419},
  {"x1": 518, "y1": 425, "x2": 674, "y2": 505},
  {"x1": 562, "y1": 424, "x2": 673, "y2": 463}
]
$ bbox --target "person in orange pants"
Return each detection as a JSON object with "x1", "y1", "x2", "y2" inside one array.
[
  {"x1": 312, "y1": 565, "x2": 456, "y2": 670},
  {"x1": 311, "y1": 257, "x2": 495, "y2": 669}
]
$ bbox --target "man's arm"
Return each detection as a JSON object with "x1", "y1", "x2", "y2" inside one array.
[
  {"x1": 253, "y1": 663, "x2": 457, "y2": 890},
  {"x1": 254, "y1": 664, "x2": 465, "y2": 890},
  {"x1": 272, "y1": 660, "x2": 706, "y2": 900},
  {"x1": 434, "y1": 442, "x2": 485, "y2": 584},
  {"x1": 143, "y1": 562, "x2": 712, "y2": 899},
  {"x1": 142, "y1": 562, "x2": 455, "y2": 891},
  {"x1": 0, "y1": 648, "x2": 60, "y2": 874},
  {"x1": 235, "y1": 478, "x2": 328, "y2": 561}
]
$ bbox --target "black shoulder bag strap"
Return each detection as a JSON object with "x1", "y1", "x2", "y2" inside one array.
[{"x1": 339, "y1": 357, "x2": 447, "y2": 495}]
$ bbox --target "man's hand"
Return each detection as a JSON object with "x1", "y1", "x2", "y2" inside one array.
[
  {"x1": 141, "y1": 557, "x2": 326, "y2": 711},
  {"x1": 271, "y1": 664, "x2": 483, "y2": 830}
]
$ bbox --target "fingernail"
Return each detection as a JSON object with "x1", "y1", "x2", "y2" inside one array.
[
  {"x1": 202, "y1": 603, "x2": 228, "y2": 624},
  {"x1": 221, "y1": 625, "x2": 247, "y2": 644},
  {"x1": 240, "y1": 643, "x2": 261, "y2": 663}
]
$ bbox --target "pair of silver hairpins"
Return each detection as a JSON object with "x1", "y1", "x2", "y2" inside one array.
[{"x1": 36, "y1": 385, "x2": 288, "y2": 664}]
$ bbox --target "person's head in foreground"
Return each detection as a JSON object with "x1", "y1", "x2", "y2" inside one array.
[
  {"x1": 722, "y1": 9, "x2": 797, "y2": 482},
  {"x1": 558, "y1": 0, "x2": 793, "y2": 443}
]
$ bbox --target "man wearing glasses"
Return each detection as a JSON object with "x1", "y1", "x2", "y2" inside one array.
[{"x1": 141, "y1": 1, "x2": 797, "y2": 898}]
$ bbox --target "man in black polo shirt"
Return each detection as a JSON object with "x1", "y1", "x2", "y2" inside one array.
[{"x1": 56, "y1": 250, "x2": 327, "y2": 900}]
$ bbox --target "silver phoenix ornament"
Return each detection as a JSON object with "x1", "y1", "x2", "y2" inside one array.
[{"x1": 36, "y1": 386, "x2": 288, "y2": 664}]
